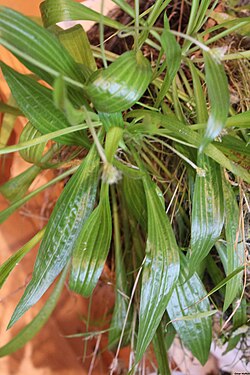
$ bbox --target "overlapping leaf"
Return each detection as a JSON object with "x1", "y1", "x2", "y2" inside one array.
[
  {"x1": 40, "y1": 0, "x2": 122, "y2": 30},
  {"x1": 167, "y1": 255, "x2": 212, "y2": 365},
  {"x1": 0, "y1": 6, "x2": 88, "y2": 84},
  {"x1": 200, "y1": 50, "x2": 229, "y2": 150},
  {"x1": 1, "y1": 63, "x2": 87, "y2": 147},
  {"x1": 8, "y1": 144, "x2": 100, "y2": 328},
  {"x1": 19, "y1": 122, "x2": 47, "y2": 165},
  {"x1": 69, "y1": 183, "x2": 112, "y2": 297},
  {"x1": 221, "y1": 179, "x2": 244, "y2": 311},
  {"x1": 189, "y1": 154, "x2": 224, "y2": 274},
  {"x1": 135, "y1": 173, "x2": 180, "y2": 362}
]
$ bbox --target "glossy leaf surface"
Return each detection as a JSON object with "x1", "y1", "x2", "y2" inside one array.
[
  {"x1": 69, "y1": 184, "x2": 112, "y2": 297},
  {"x1": 189, "y1": 155, "x2": 224, "y2": 273},
  {"x1": 86, "y1": 51, "x2": 152, "y2": 113},
  {"x1": 0, "y1": 6, "x2": 86, "y2": 84},
  {"x1": 1, "y1": 63, "x2": 87, "y2": 147},
  {"x1": 222, "y1": 179, "x2": 244, "y2": 311},
  {"x1": 41, "y1": 0, "x2": 122, "y2": 30},
  {"x1": 167, "y1": 255, "x2": 212, "y2": 365},
  {"x1": 136, "y1": 174, "x2": 180, "y2": 362},
  {"x1": 8, "y1": 144, "x2": 100, "y2": 328},
  {"x1": 200, "y1": 50, "x2": 229, "y2": 150}
]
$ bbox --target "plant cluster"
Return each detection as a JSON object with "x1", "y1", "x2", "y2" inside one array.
[{"x1": 0, "y1": 0, "x2": 249, "y2": 373}]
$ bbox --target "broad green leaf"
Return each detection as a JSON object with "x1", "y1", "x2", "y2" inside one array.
[
  {"x1": 0, "y1": 164, "x2": 41, "y2": 202},
  {"x1": 221, "y1": 179, "x2": 244, "y2": 311},
  {"x1": 8, "y1": 143, "x2": 100, "y2": 328},
  {"x1": 0, "y1": 6, "x2": 88, "y2": 84},
  {"x1": 167, "y1": 255, "x2": 212, "y2": 365},
  {"x1": 126, "y1": 110, "x2": 250, "y2": 183},
  {"x1": 0, "y1": 264, "x2": 68, "y2": 357},
  {"x1": 1, "y1": 63, "x2": 87, "y2": 147},
  {"x1": 109, "y1": 188, "x2": 131, "y2": 349},
  {"x1": 189, "y1": 155, "x2": 224, "y2": 273},
  {"x1": 200, "y1": 50, "x2": 229, "y2": 150},
  {"x1": 136, "y1": 174, "x2": 180, "y2": 362},
  {"x1": 86, "y1": 51, "x2": 152, "y2": 113},
  {"x1": 19, "y1": 123, "x2": 46, "y2": 165},
  {"x1": 156, "y1": 17, "x2": 181, "y2": 107},
  {"x1": 69, "y1": 183, "x2": 111, "y2": 296},
  {"x1": 153, "y1": 323, "x2": 171, "y2": 375},
  {"x1": 40, "y1": 0, "x2": 122, "y2": 31},
  {"x1": 58, "y1": 25, "x2": 96, "y2": 72},
  {"x1": 0, "y1": 228, "x2": 45, "y2": 289}
]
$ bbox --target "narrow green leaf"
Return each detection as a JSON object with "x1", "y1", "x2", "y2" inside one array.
[
  {"x1": 188, "y1": 60, "x2": 208, "y2": 123},
  {"x1": 40, "y1": 0, "x2": 122, "y2": 31},
  {"x1": 104, "y1": 126, "x2": 124, "y2": 162},
  {"x1": 0, "y1": 264, "x2": 68, "y2": 357},
  {"x1": 189, "y1": 155, "x2": 224, "y2": 273},
  {"x1": 122, "y1": 175, "x2": 147, "y2": 230},
  {"x1": 86, "y1": 51, "x2": 152, "y2": 113},
  {"x1": 167, "y1": 255, "x2": 212, "y2": 365},
  {"x1": 222, "y1": 179, "x2": 244, "y2": 311},
  {"x1": 153, "y1": 323, "x2": 171, "y2": 375},
  {"x1": 1, "y1": 63, "x2": 87, "y2": 147},
  {"x1": 109, "y1": 187, "x2": 131, "y2": 349},
  {"x1": 69, "y1": 183, "x2": 111, "y2": 297},
  {"x1": 8, "y1": 144, "x2": 100, "y2": 328},
  {"x1": 135, "y1": 174, "x2": 180, "y2": 362},
  {"x1": 0, "y1": 6, "x2": 87, "y2": 84},
  {"x1": 200, "y1": 50, "x2": 229, "y2": 150},
  {"x1": 126, "y1": 110, "x2": 250, "y2": 183},
  {"x1": 19, "y1": 123, "x2": 46, "y2": 165},
  {"x1": 156, "y1": 17, "x2": 181, "y2": 107},
  {"x1": 0, "y1": 228, "x2": 45, "y2": 289},
  {"x1": 58, "y1": 25, "x2": 96, "y2": 72}
]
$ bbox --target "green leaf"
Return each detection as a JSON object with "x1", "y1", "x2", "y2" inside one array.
[
  {"x1": 221, "y1": 179, "x2": 244, "y2": 311},
  {"x1": 135, "y1": 174, "x2": 180, "y2": 362},
  {"x1": 122, "y1": 175, "x2": 147, "y2": 230},
  {"x1": 8, "y1": 143, "x2": 100, "y2": 328},
  {"x1": 0, "y1": 165, "x2": 78, "y2": 224},
  {"x1": 200, "y1": 50, "x2": 229, "y2": 150},
  {"x1": 0, "y1": 228, "x2": 45, "y2": 289},
  {"x1": 0, "y1": 101, "x2": 22, "y2": 117},
  {"x1": 189, "y1": 155, "x2": 224, "y2": 273},
  {"x1": 156, "y1": 17, "x2": 181, "y2": 107},
  {"x1": 69, "y1": 183, "x2": 112, "y2": 297},
  {"x1": 153, "y1": 323, "x2": 171, "y2": 375},
  {"x1": 188, "y1": 60, "x2": 208, "y2": 123},
  {"x1": 0, "y1": 96, "x2": 18, "y2": 146},
  {"x1": 86, "y1": 51, "x2": 152, "y2": 113},
  {"x1": 40, "y1": 0, "x2": 122, "y2": 31},
  {"x1": 1, "y1": 63, "x2": 87, "y2": 147},
  {"x1": 127, "y1": 110, "x2": 250, "y2": 183},
  {"x1": 109, "y1": 187, "x2": 131, "y2": 349},
  {"x1": 19, "y1": 123, "x2": 47, "y2": 165},
  {"x1": 0, "y1": 164, "x2": 41, "y2": 202},
  {"x1": 58, "y1": 24, "x2": 96, "y2": 72},
  {"x1": 0, "y1": 6, "x2": 87, "y2": 84},
  {"x1": 0, "y1": 264, "x2": 68, "y2": 357},
  {"x1": 167, "y1": 255, "x2": 212, "y2": 365}
]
